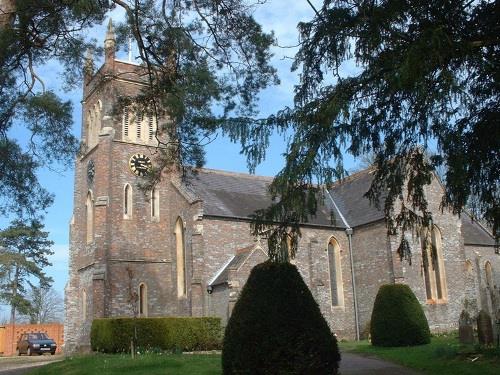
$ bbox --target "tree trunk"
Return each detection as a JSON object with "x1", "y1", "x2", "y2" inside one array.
[{"x1": 10, "y1": 267, "x2": 19, "y2": 324}]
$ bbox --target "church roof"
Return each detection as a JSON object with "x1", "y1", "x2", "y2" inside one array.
[
  {"x1": 461, "y1": 215, "x2": 496, "y2": 246},
  {"x1": 209, "y1": 245, "x2": 255, "y2": 287},
  {"x1": 184, "y1": 167, "x2": 495, "y2": 247},
  {"x1": 185, "y1": 168, "x2": 346, "y2": 228},
  {"x1": 328, "y1": 168, "x2": 385, "y2": 227}
]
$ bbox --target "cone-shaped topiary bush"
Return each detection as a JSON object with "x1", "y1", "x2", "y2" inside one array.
[
  {"x1": 370, "y1": 284, "x2": 430, "y2": 347},
  {"x1": 222, "y1": 261, "x2": 340, "y2": 375}
]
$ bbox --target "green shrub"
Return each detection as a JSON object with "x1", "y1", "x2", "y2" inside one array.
[
  {"x1": 370, "y1": 284, "x2": 430, "y2": 347},
  {"x1": 90, "y1": 317, "x2": 222, "y2": 353},
  {"x1": 222, "y1": 261, "x2": 340, "y2": 375}
]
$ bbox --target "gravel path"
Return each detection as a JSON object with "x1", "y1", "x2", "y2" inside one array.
[
  {"x1": 0, "y1": 355, "x2": 62, "y2": 375},
  {"x1": 340, "y1": 352, "x2": 422, "y2": 375}
]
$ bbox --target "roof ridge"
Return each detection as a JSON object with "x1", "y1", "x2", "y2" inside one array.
[
  {"x1": 195, "y1": 167, "x2": 275, "y2": 182},
  {"x1": 332, "y1": 166, "x2": 375, "y2": 187}
]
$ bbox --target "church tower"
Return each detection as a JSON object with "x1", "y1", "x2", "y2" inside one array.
[{"x1": 64, "y1": 22, "x2": 198, "y2": 352}]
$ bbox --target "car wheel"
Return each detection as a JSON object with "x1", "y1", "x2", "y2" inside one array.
[
  {"x1": 27, "y1": 347, "x2": 32, "y2": 356},
  {"x1": 51, "y1": 352, "x2": 55, "y2": 355}
]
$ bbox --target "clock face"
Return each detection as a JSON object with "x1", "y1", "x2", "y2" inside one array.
[
  {"x1": 87, "y1": 160, "x2": 95, "y2": 184},
  {"x1": 129, "y1": 153, "x2": 152, "y2": 176}
]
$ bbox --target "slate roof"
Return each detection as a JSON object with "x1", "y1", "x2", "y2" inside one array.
[
  {"x1": 183, "y1": 167, "x2": 495, "y2": 247},
  {"x1": 185, "y1": 168, "x2": 346, "y2": 228},
  {"x1": 461, "y1": 215, "x2": 496, "y2": 246},
  {"x1": 209, "y1": 245, "x2": 255, "y2": 286},
  {"x1": 328, "y1": 168, "x2": 384, "y2": 227}
]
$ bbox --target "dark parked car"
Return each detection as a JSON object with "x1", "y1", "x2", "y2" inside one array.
[{"x1": 16, "y1": 332, "x2": 57, "y2": 356}]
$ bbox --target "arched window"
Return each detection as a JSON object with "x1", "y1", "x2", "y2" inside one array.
[
  {"x1": 175, "y1": 218, "x2": 186, "y2": 297},
  {"x1": 82, "y1": 289, "x2": 87, "y2": 320},
  {"x1": 465, "y1": 260, "x2": 473, "y2": 275},
  {"x1": 148, "y1": 112, "x2": 154, "y2": 141},
  {"x1": 87, "y1": 110, "x2": 93, "y2": 147},
  {"x1": 123, "y1": 107, "x2": 130, "y2": 138},
  {"x1": 485, "y1": 261, "x2": 494, "y2": 288},
  {"x1": 422, "y1": 225, "x2": 447, "y2": 302},
  {"x1": 327, "y1": 237, "x2": 344, "y2": 307},
  {"x1": 94, "y1": 101, "x2": 101, "y2": 145},
  {"x1": 124, "y1": 184, "x2": 132, "y2": 218},
  {"x1": 138, "y1": 283, "x2": 148, "y2": 317},
  {"x1": 86, "y1": 191, "x2": 94, "y2": 244},
  {"x1": 136, "y1": 112, "x2": 142, "y2": 140},
  {"x1": 151, "y1": 187, "x2": 160, "y2": 219}
]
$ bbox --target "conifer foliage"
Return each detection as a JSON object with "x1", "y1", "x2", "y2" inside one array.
[
  {"x1": 222, "y1": 261, "x2": 340, "y2": 375},
  {"x1": 370, "y1": 284, "x2": 430, "y2": 347},
  {"x1": 230, "y1": 0, "x2": 500, "y2": 248}
]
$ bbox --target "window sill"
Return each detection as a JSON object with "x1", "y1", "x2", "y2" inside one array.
[{"x1": 425, "y1": 299, "x2": 448, "y2": 305}]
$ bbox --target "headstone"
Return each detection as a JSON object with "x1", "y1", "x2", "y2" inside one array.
[
  {"x1": 477, "y1": 309, "x2": 494, "y2": 345},
  {"x1": 459, "y1": 310, "x2": 474, "y2": 345}
]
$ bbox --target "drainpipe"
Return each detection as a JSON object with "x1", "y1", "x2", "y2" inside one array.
[
  {"x1": 346, "y1": 227, "x2": 360, "y2": 341},
  {"x1": 325, "y1": 188, "x2": 360, "y2": 341}
]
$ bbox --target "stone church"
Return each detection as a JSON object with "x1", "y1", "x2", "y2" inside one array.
[{"x1": 64, "y1": 25, "x2": 499, "y2": 352}]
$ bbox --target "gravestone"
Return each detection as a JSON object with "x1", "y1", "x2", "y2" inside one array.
[
  {"x1": 458, "y1": 310, "x2": 474, "y2": 345},
  {"x1": 477, "y1": 310, "x2": 493, "y2": 345}
]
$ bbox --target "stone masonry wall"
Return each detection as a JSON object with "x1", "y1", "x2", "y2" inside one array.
[
  {"x1": 201, "y1": 218, "x2": 357, "y2": 339},
  {"x1": 387, "y1": 178, "x2": 469, "y2": 333}
]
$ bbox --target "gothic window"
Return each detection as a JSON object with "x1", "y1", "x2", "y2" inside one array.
[
  {"x1": 138, "y1": 283, "x2": 148, "y2": 317},
  {"x1": 82, "y1": 289, "x2": 87, "y2": 320},
  {"x1": 124, "y1": 184, "x2": 132, "y2": 219},
  {"x1": 465, "y1": 260, "x2": 473, "y2": 275},
  {"x1": 485, "y1": 261, "x2": 494, "y2": 288},
  {"x1": 86, "y1": 191, "x2": 94, "y2": 244},
  {"x1": 175, "y1": 218, "x2": 186, "y2": 297},
  {"x1": 94, "y1": 101, "x2": 102, "y2": 145},
  {"x1": 327, "y1": 237, "x2": 344, "y2": 307},
  {"x1": 136, "y1": 112, "x2": 142, "y2": 139},
  {"x1": 122, "y1": 107, "x2": 157, "y2": 143},
  {"x1": 148, "y1": 113, "x2": 154, "y2": 141},
  {"x1": 151, "y1": 187, "x2": 159, "y2": 219},
  {"x1": 87, "y1": 110, "x2": 93, "y2": 147},
  {"x1": 87, "y1": 101, "x2": 102, "y2": 149},
  {"x1": 123, "y1": 107, "x2": 130, "y2": 138},
  {"x1": 421, "y1": 225, "x2": 448, "y2": 302}
]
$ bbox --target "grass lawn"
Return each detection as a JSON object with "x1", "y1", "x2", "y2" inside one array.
[
  {"x1": 28, "y1": 353, "x2": 222, "y2": 375},
  {"x1": 339, "y1": 334, "x2": 500, "y2": 375}
]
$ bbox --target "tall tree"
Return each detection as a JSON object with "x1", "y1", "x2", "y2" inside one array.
[
  {"x1": 0, "y1": 220, "x2": 53, "y2": 323},
  {"x1": 223, "y1": 0, "x2": 499, "y2": 252},
  {"x1": 25, "y1": 285, "x2": 64, "y2": 324},
  {"x1": 0, "y1": 0, "x2": 277, "y2": 218},
  {"x1": 0, "y1": 0, "x2": 113, "y2": 218}
]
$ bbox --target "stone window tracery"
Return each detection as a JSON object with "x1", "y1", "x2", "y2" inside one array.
[
  {"x1": 87, "y1": 100, "x2": 102, "y2": 149},
  {"x1": 121, "y1": 107, "x2": 157, "y2": 144},
  {"x1": 327, "y1": 237, "x2": 344, "y2": 307},
  {"x1": 421, "y1": 225, "x2": 448, "y2": 302},
  {"x1": 175, "y1": 218, "x2": 186, "y2": 297}
]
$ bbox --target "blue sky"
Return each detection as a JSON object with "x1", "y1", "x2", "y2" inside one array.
[{"x1": 1, "y1": 0, "x2": 360, "y2": 320}]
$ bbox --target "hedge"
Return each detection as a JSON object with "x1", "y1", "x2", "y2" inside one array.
[
  {"x1": 91, "y1": 317, "x2": 222, "y2": 353},
  {"x1": 222, "y1": 261, "x2": 340, "y2": 374},
  {"x1": 370, "y1": 284, "x2": 430, "y2": 347}
]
